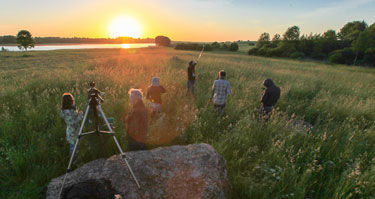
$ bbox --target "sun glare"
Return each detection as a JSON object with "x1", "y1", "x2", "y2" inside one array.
[{"x1": 109, "y1": 16, "x2": 142, "y2": 38}]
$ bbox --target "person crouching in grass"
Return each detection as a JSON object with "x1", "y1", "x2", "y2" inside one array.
[
  {"x1": 60, "y1": 93, "x2": 83, "y2": 160},
  {"x1": 260, "y1": 78, "x2": 280, "y2": 121},
  {"x1": 124, "y1": 89, "x2": 148, "y2": 151},
  {"x1": 211, "y1": 70, "x2": 231, "y2": 115},
  {"x1": 146, "y1": 77, "x2": 166, "y2": 117}
]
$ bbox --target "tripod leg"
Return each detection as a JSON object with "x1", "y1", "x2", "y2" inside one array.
[
  {"x1": 58, "y1": 105, "x2": 90, "y2": 198},
  {"x1": 97, "y1": 105, "x2": 141, "y2": 189}
]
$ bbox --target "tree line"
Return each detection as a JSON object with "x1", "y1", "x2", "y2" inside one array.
[
  {"x1": 0, "y1": 35, "x2": 154, "y2": 44},
  {"x1": 249, "y1": 21, "x2": 375, "y2": 66},
  {"x1": 175, "y1": 42, "x2": 239, "y2": 52}
]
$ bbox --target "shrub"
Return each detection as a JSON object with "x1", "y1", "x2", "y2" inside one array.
[
  {"x1": 211, "y1": 42, "x2": 220, "y2": 49},
  {"x1": 220, "y1": 43, "x2": 229, "y2": 50},
  {"x1": 289, "y1": 51, "x2": 305, "y2": 59},
  {"x1": 203, "y1": 44, "x2": 213, "y2": 51},
  {"x1": 329, "y1": 48, "x2": 356, "y2": 65},
  {"x1": 329, "y1": 51, "x2": 345, "y2": 64},
  {"x1": 229, "y1": 43, "x2": 239, "y2": 51},
  {"x1": 174, "y1": 43, "x2": 210, "y2": 51},
  {"x1": 248, "y1": 48, "x2": 258, "y2": 55},
  {"x1": 265, "y1": 47, "x2": 283, "y2": 57}
]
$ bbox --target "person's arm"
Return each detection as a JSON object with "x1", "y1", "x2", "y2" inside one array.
[
  {"x1": 261, "y1": 89, "x2": 269, "y2": 104},
  {"x1": 160, "y1": 86, "x2": 166, "y2": 93}
]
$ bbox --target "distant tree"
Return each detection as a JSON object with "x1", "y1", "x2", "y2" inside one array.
[
  {"x1": 229, "y1": 43, "x2": 239, "y2": 51},
  {"x1": 16, "y1": 30, "x2": 34, "y2": 51},
  {"x1": 320, "y1": 30, "x2": 338, "y2": 55},
  {"x1": 155, "y1": 35, "x2": 171, "y2": 47},
  {"x1": 272, "y1": 34, "x2": 281, "y2": 42},
  {"x1": 211, "y1": 41, "x2": 220, "y2": 49},
  {"x1": 338, "y1": 21, "x2": 367, "y2": 43},
  {"x1": 283, "y1": 26, "x2": 300, "y2": 41},
  {"x1": 256, "y1": 32, "x2": 270, "y2": 48},
  {"x1": 300, "y1": 33, "x2": 320, "y2": 57},
  {"x1": 0, "y1": 35, "x2": 16, "y2": 44}
]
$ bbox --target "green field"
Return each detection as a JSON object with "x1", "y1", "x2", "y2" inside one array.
[{"x1": 1, "y1": 47, "x2": 375, "y2": 198}]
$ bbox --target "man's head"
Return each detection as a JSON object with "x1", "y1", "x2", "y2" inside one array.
[
  {"x1": 152, "y1": 77, "x2": 160, "y2": 86},
  {"x1": 128, "y1": 88, "x2": 143, "y2": 105},
  {"x1": 189, "y1": 60, "x2": 197, "y2": 67},
  {"x1": 219, "y1": 70, "x2": 226, "y2": 79},
  {"x1": 263, "y1": 78, "x2": 275, "y2": 88}
]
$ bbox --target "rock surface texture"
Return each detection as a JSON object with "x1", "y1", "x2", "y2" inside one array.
[{"x1": 47, "y1": 143, "x2": 231, "y2": 199}]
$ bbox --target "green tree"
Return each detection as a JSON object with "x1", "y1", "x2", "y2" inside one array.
[
  {"x1": 256, "y1": 32, "x2": 270, "y2": 48},
  {"x1": 320, "y1": 30, "x2": 338, "y2": 55},
  {"x1": 16, "y1": 30, "x2": 34, "y2": 51},
  {"x1": 283, "y1": 26, "x2": 300, "y2": 41},
  {"x1": 272, "y1": 34, "x2": 281, "y2": 42},
  {"x1": 338, "y1": 21, "x2": 367, "y2": 43},
  {"x1": 211, "y1": 41, "x2": 220, "y2": 49}
]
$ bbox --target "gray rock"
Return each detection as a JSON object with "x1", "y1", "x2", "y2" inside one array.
[{"x1": 47, "y1": 143, "x2": 231, "y2": 199}]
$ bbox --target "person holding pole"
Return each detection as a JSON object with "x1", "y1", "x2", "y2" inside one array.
[
  {"x1": 210, "y1": 70, "x2": 231, "y2": 115},
  {"x1": 186, "y1": 60, "x2": 197, "y2": 95},
  {"x1": 186, "y1": 45, "x2": 204, "y2": 95}
]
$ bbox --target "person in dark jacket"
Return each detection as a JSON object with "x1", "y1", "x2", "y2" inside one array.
[
  {"x1": 186, "y1": 60, "x2": 197, "y2": 95},
  {"x1": 123, "y1": 89, "x2": 148, "y2": 151},
  {"x1": 146, "y1": 77, "x2": 166, "y2": 116},
  {"x1": 260, "y1": 78, "x2": 281, "y2": 120}
]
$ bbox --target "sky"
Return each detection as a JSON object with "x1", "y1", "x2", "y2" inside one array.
[{"x1": 0, "y1": 0, "x2": 374, "y2": 42}]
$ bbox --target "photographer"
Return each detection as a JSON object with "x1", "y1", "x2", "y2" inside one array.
[
  {"x1": 123, "y1": 89, "x2": 148, "y2": 151},
  {"x1": 60, "y1": 93, "x2": 83, "y2": 159}
]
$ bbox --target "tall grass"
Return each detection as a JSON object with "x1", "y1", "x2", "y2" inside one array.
[{"x1": 1, "y1": 48, "x2": 375, "y2": 198}]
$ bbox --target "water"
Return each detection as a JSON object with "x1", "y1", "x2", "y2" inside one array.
[{"x1": 0, "y1": 43, "x2": 155, "y2": 51}]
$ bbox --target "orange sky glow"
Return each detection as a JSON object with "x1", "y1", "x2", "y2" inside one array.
[{"x1": 1, "y1": 0, "x2": 374, "y2": 42}]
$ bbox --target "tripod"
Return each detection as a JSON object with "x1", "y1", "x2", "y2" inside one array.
[{"x1": 58, "y1": 95, "x2": 141, "y2": 198}]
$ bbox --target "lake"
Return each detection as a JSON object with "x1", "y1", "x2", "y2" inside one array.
[{"x1": 0, "y1": 43, "x2": 156, "y2": 51}]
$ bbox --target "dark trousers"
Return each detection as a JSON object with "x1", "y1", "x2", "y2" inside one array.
[{"x1": 214, "y1": 103, "x2": 226, "y2": 115}]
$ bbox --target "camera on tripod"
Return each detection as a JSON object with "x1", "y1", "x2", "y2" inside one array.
[{"x1": 88, "y1": 81, "x2": 104, "y2": 104}]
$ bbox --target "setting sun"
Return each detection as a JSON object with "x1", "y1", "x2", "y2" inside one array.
[{"x1": 108, "y1": 16, "x2": 142, "y2": 38}]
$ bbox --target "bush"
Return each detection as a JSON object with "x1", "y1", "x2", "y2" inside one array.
[
  {"x1": 211, "y1": 42, "x2": 220, "y2": 49},
  {"x1": 229, "y1": 43, "x2": 239, "y2": 51},
  {"x1": 329, "y1": 48, "x2": 356, "y2": 65},
  {"x1": 174, "y1": 43, "x2": 210, "y2": 51},
  {"x1": 329, "y1": 51, "x2": 345, "y2": 64},
  {"x1": 204, "y1": 44, "x2": 213, "y2": 51},
  {"x1": 265, "y1": 48, "x2": 283, "y2": 57},
  {"x1": 220, "y1": 43, "x2": 229, "y2": 50},
  {"x1": 248, "y1": 48, "x2": 258, "y2": 55},
  {"x1": 289, "y1": 51, "x2": 305, "y2": 59}
]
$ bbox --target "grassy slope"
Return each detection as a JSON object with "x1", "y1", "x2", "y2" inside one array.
[{"x1": 1, "y1": 48, "x2": 375, "y2": 198}]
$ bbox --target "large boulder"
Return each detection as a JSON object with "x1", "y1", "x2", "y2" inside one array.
[{"x1": 47, "y1": 143, "x2": 231, "y2": 199}]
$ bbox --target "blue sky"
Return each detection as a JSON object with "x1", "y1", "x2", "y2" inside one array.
[{"x1": 0, "y1": 0, "x2": 374, "y2": 41}]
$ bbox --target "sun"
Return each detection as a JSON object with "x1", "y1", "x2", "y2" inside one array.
[{"x1": 109, "y1": 16, "x2": 142, "y2": 38}]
